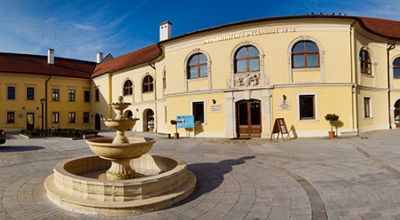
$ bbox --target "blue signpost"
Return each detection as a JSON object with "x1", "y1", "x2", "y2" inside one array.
[{"x1": 176, "y1": 115, "x2": 195, "y2": 129}]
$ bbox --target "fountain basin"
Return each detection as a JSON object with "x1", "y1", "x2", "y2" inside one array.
[
  {"x1": 44, "y1": 154, "x2": 196, "y2": 216},
  {"x1": 103, "y1": 118, "x2": 138, "y2": 131}
]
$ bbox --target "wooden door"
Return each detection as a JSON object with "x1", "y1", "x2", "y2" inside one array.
[{"x1": 236, "y1": 100, "x2": 261, "y2": 138}]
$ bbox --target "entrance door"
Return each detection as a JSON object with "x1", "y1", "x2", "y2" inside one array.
[
  {"x1": 395, "y1": 100, "x2": 400, "y2": 128},
  {"x1": 26, "y1": 113, "x2": 35, "y2": 130},
  {"x1": 143, "y1": 109, "x2": 155, "y2": 132},
  {"x1": 236, "y1": 99, "x2": 261, "y2": 138},
  {"x1": 95, "y1": 113, "x2": 101, "y2": 130}
]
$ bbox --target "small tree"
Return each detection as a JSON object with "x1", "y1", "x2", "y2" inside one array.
[{"x1": 324, "y1": 114, "x2": 339, "y2": 132}]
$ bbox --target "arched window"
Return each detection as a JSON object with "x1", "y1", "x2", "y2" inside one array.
[
  {"x1": 187, "y1": 53, "x2": 208, "y2": 79},
  {"x1": 142, "y1": 75, "x2": 154, "y2": 93},
  {"x1": 291, "y1": 40, "x2": 319, "y2": 68},
  {"x1": 393, "y1": 57, "x2": 400, "y2": 78},
  {"x1": 360, "y1": 49, "x2": 372, "y2": 75},
  {"x1": 123, "y1": 80, "x2": 133, "y2": 96},
  {"x1": 234, "y1": 46, "x2": 260, "y2": 73}
]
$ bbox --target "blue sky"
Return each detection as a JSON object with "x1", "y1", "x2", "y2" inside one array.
[{"x1": 0, "y1": 0, "x2": 398, "y2": 61}]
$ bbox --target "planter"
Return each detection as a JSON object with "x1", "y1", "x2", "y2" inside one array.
[
  {"x1": 173, "y1": 133, "x2": 180, "y2": 139},
  {"x1": 328, "y1": 131, "x2": 335, "y2": 139}
]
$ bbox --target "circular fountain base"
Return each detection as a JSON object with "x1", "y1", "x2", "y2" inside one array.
[{"x1": 44, "y1": 154, "x2": 196, "y2": 216}]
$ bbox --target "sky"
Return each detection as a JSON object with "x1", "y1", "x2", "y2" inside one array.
[{"x1": 0, "y1": 0, "x2": 398, "y2": 62}]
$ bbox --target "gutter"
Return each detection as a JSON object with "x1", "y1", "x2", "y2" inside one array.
[
  {"x1": 350, "y1": 21, "x2": 359, "y2": 135},
  {"x1": 387, "y1": 43, "x2": 396, "y2": 129},
  {"x1": 45, "y1": 75, "x2": 52, "y2": 130}
]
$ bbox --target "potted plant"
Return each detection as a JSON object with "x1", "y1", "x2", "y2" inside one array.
[
  {"x1": 170, "y1": 120, "x2": 179, "y2": 139},
  {"x1": 324, "y1": 114, "x2": 339, "y2": 139}
]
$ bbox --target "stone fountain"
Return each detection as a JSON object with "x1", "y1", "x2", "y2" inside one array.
[{"x1": 44, "y1": 96, "x2": 196, "y2": 216}]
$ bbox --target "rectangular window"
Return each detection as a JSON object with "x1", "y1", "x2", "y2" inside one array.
[
  {"x1": 7, "y1": 112, "x2": 15, "y2": 124},
  {"x1": 95, "y1": 88, "x2": 100, "y2": 102},
  {"x1": 68, "y1": 89, "x2": 76, "y2": 102},
  {"x1": 83, "y1": 112, "x2": 90, "y2": 123},
  {"x1": 84, "y1": 90, "x2": 90, "y2": 103},
  {"x1": 192, "y1": 101, "x2": 205, "y2": 123},
  {"x1": 68, "y1": 112, "x2": 76, "y2": 123},
  {"x1": 7, "y1": 86, "x2": 15, "y2": 100},
  {"x1": 364, "y1": 97, "x2": 371, "y2": 118},
  {"x1": 299, "y1": 95, "x2": 315, "y2": 120},
  {"x1": 52, "y1": 112, "x2": 59, "y2": 124},
  {"x1": 52, "y1": 88, "x2": 59, "y2": 101},
  {"x1": 27, "y1": 87, "x2": 34, "y2": 100}
]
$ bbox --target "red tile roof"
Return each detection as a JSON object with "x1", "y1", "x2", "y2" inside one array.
[
  {"x1": 92, "y1": 43, "x2": 162, "y2": 78},
  {"x1": 2, "y1": 16, "x2": 400, "y2": 80},
  {"x1": 359, "y1": 17, "x2": 400, "y2": 40},
  {"x1": 0, "y1": 53, "x2": 96, "y2": 78}
]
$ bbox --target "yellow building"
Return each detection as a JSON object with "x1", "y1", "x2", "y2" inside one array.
[{"x1": 3, "y1": 15, "x2": 400, "y2": 138}]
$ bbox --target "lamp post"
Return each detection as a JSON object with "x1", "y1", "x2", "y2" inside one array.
[{"x1": 40, "y1": 98, "x2": 46, "y2": 130}]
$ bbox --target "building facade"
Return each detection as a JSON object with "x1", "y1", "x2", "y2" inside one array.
[{"x1": 3, "y1": 15, "x2": 400, "y2": 138}]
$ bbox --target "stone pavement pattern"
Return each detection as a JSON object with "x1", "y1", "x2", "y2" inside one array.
[{"x1": 1, "y1": 130, "x2": 400, "y2": 219}]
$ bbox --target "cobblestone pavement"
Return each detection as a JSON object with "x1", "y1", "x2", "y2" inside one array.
[{"x1": 2, "y1": 130, "x2": 400, "y2": 219}]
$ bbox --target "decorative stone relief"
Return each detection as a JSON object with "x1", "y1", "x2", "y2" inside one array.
[{"x1": 231, "y1": 72, "x2": 264, "y2": 88}]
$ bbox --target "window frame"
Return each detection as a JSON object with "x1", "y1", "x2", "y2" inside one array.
[
  {"x1": 364, "y1": 97, "x2": 371, "y2": 118},
  {"x1": 83, "y1": 112, "x2": 90, "y2": 123},
  {"x1": 52, "y1": 112, "x2": 59, "y2": 124},
  {"x1": 142, "y1": 75, "x2": 154, "y2": 93},
  {"x1": 7, "y1": 111, "x2": 15, "y2": 124},
  {"x1": 187, "y1": 53, "x2": 208, "y2": 79},
  {"x1": 298, "y1": 94, "x2": 317, "y2": 120},
  {"x1": 234, "y1": 45, "x2": 260, "y2": 73},
  {"x1": 68, "y1": 89, "x2": 76, "y2": 102},
  {"x1": 52, "y1": 88, "x2": 60, "y2": 101},
  {"x1": 26, "y1": 87, "x2": 35, "y2": 101},
  {"x1": 191, "y1": 101, "x2": 206, "y2": 124},
  {"x1": 68, "y1": 112, "x2": 76, "y2": 124},
  {"x1": 84, "y1": 90, "x2": 90, "y2": 102},
  {"x1": 393, "y1": 57, "x2": 400, "y2": 79},
  {"x1": 7, "y1": 86, "x2": 15, "y2": 100},
  {"x1": 123, "y1": 80, "x2": 133, "y2": 96},
  {"x1": 360, "y1": 49, "x2": 372, "y2": 75},
  {"x1": 291, "y1": 40, "x2": 320, "y2": 69}
]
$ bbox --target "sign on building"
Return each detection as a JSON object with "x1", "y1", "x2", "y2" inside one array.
[{"x1": 176, "y1": 115, "x2": 195, "y2": 128}]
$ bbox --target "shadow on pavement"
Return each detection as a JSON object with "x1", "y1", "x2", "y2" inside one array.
[
  {"x1": 0, "y1": 146, "x2": 44, "y2": 152},
  {"x1": 172, "y1": 155, "x2": 256, "y2": 207}
]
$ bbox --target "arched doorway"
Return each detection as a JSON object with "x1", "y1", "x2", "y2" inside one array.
[
  {"x1": 395, "y1": 100, "x2": 400, "y2": 128},
  {"x1": 236, "y1": 99, "x2": 261, "y2": 138},
  {"x1": 95, "y1": 113, "x2": 101, "y2": 130},
  {"x1": 143, "y1": 109, "x2": 155, "y2": 132}
]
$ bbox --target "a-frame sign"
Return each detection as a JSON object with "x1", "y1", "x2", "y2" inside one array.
[{"x1": 270, "y1": 118, "x2": 291, "y2": 142}]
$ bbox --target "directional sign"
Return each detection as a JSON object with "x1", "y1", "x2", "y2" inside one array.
[{"x1": 176, "y1": 115, "x2": 195, "y2": 128}]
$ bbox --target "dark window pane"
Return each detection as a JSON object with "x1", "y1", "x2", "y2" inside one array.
[
  {"x1": 238, "y1": 102, "x2": 248, "y2": 125},
  {"x1": 95, "y1": 89, "x2": 99, "y2": 102},
  {"x1": 364, "y1": 97, "x2": 370, "y2": 118},
  {"x1": 189, "y1": 67, "x2": 197, "y2": 78},
  {"x1": 394, "y1": 58, "x2": 400, "y2": 66},
  {"x1": 248, "y1": 46, "x2": 259, "y2": 57},
  {"x1": 250, "y1": 101, "x2": 261, "y2": 125},
  {"x1": 292, "y1": 42, "x2": 305, "y2": 53},
  {"x1": 200, "y1": 65, "x2": 208, "y2": 77},
  {"x1": 84, "y1": 90, "x2": 90, "y2": 102},
  {"x1": 236, "y1": 47, "x2": 247, "y2": 58},
  {"x1": 192, "y1": 102, "x2": 204, "y2": 123},
  {"x1": 189, "y1": 55, "x2": 198, "y2": 65},
  {"x1": 293, "y1": 55, "x2": 305, "y2": 68},
  {"x1": 299, "y1": 95, "x2": 315, "y2": 119},
  {"x1": 27, "y1": 87, "x2": 34, "y2": 100},
  {"x1": 249, "y1": 59, "x2": 260, "y2": 72},
  {"x1": 394, "y1": 69, "x2": 400, "y2": 78},
  {"x1": 306, "y1": 41, "x2": 318, "y2": 52},
  {"x1": 7, "y1": 87, "x2": 15, "y2": 100},
  {"x1": 198, "y1": 54, "x2": 207, "y2": 64},
  {"x1": 236, "y1": 60, "x2": 247, "y2": 72},
  {"x1": 7, "y1": 112, "x2": 15, "y2": 123},
  {"x1": 307, "y1": 54, "x2": 319, "y2": 67}
]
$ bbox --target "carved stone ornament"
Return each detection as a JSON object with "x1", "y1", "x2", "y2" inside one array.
[{"x1": 234, "y1": 72, "x2": 261, "y2": 87}]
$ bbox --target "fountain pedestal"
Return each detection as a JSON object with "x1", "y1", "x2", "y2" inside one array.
[{"x1": 44, "y1": 96, "x2": 196, "y2": 216}]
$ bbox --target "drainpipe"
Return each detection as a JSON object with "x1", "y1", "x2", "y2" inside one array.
[
  {"x1": 45, "y1": 75, "x2": 52, "y2": 130},
  {"x1": 149, "y1": 62, "x2": 157, "y2": 133},
  {"x1": 387, "y1": 42, "x2": 396, "y2": 129},
  {"x1": 350, "y1": 21, "x2": 359, "y2": 135}
]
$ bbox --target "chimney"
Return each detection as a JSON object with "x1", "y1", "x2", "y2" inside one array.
[
  {"x1": 47, "y1": 48, "x2": 54, "y2": 65},
  {"x1": 96, "y1": 52, "x2": 103, "y2": 63},
  {"x1": 160, "y1": 21, "x2": 172, "y2": 41}
]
